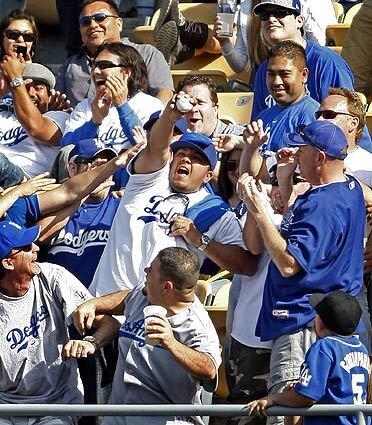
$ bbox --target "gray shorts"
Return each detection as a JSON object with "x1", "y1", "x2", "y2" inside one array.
[
  {"x1": 267, "y1": 328, "x2": 317, "y2": 425},
  {"x1": 268, "y1": 327, "x2": 317, "y2": 392}
]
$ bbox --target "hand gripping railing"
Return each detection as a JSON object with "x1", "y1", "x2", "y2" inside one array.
[{"x1": 0, "y1": 404, "x2": 370, "y2": 424}]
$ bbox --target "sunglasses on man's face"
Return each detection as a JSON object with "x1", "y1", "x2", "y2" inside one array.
[
  {"x1": 258, "y1": 9, "x2": 294, "y2": 21},
  {"x1": 4, "y1": 29, "x2": 35, "y2": 42},
  {"x1": 226, "y1": 160, "x2": 239, "y2": 172},
  {"x1": 314, "y1": 110, "x2": 355, "y2": 120},
  {"x1": 92, "y1": 60, "x2": 126, "y2": 70},
  {"x1": 79, "y1": 12, "x2": 119, "y2": 26}
]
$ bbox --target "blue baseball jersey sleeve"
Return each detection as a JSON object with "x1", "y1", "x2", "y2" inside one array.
[
  {"x1": 4, "y1": 194, "x2": 40, "y2": 226},
  {"x1": 295, "y1": 335, "x2": 370, "y2": 425}
]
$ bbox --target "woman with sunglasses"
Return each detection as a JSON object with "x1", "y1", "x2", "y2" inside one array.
[{"x1": 0, "y1": 9, "x2": 38, "y2": 106}]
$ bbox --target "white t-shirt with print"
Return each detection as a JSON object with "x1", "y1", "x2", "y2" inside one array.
[
  {"x1": 90, "y1": 161, "x2": 245, "y2": 295},
  {"x1": 0, "y1": 110, "x2": 68, "y2": 176},
  {"x1": 64, "y1": 92, "x2": 164, "y2": 152}
]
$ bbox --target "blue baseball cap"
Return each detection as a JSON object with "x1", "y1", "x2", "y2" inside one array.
[
  {"x1": 0, "y1": 221, "x2": 40, "y2": 260},
  {"x1": 286, "y1": 121, "x2": 348, "y2": 160},
  {"x1": 253, "y1": 0, "x2": 302, "y2": 15},
  {"x1": 68, "y1": 138, "x2": 117, "y2": 162},
  {"x1": 170, "y1": 133, "x2": 218, "y2": 170}
]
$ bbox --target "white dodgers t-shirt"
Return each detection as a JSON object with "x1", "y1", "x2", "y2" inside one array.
[
  {"x1": 0, "y1": 110, "x2": 69, "y2": 176},
  {"x1": 90, "y1": 161, "x2": 244, "y2": 295}
]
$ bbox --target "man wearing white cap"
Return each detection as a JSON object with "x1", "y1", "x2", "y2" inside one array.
[{"x1": 0, "y1": 57, "x2": 69, "y2": 177}]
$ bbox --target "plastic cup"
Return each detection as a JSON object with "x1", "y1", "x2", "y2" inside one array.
[
  {"x1": 217, "y1": 12, "x2": 234, "y2": 37},
  {"x1": 143, "y1": 305, "x2": 167, "y2": 346}
]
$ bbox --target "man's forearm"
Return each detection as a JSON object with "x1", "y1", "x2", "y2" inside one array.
[
  {"x1": 240, "y1": 145, "x2": 263, "y2": 179},
  {"x1": 11, "y1": 86, "x2": 61, "y2": 144},
  {"x1": 92, "y1": 314, "x2": 121, "y2": 348},
  {"x1": 93, "y1": 290, "x2": 131, "y2": 315},
  {"x1": 167, "y1": 339, "x2": 217, "y2": 381},
  {"x1": 255, "y1": 212, "x2": 300, "y2": 277},
  {"x1": 204, "y1": 242, "x2": 258, "y2": 275},
  {"x1": 270, "y1": 388, "x2": 315, "y2": 408}
]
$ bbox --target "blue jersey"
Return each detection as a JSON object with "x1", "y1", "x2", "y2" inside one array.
[
  {"x1": 4, "y1": 194, "x2": 40, "y2": 226},
  {"x1": 252, "y1": 40, "x2": 354, "y2": 118},
  {"x1": 257, "y1": 95, "x2": 319, "y2": 153},
  {"x1": 256, "y1": 176, "x2": 365, "y2": 341},
  {"x1": 295, "y1": 335, "x2": 370, "y2": 425},
  {"x1": 46, "y1": 196, "x2": 120, "y2": 287}
]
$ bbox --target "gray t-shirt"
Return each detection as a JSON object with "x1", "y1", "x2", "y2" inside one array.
[
  {"x1": 56, "y1": 38, "x2": 173, "y2": 107},
  {"x1": 0, "y1": 262, "x2": 92, "y2": 405},
  {"x1": 104, "y1": 285, "x2": 221, "y2": 425}
]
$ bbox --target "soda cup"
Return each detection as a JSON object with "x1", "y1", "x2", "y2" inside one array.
[
  {"x1": 216, "y1": 0, "x2": 236, "y2": 37},
  {"x1": 143, "y1": 305, "x2": 167, "y2": 346}
]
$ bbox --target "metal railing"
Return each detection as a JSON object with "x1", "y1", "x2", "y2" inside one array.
[{"x1": 0, "y1": 404, "x2": 370, "y2": 425}]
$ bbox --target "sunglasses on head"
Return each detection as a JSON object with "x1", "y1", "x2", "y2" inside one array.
[
  {"x1": 258, "y1": 9, "x2": 294, "y2": 21},
  {"x1": 80, "y1": 12, "x2": 119, "y2": 26},
  {"x1": 314, "y1": 110, "x2": 355, "y2": 120},
  {"x1": 226, "y1": 160, "x2": 239, "y2": 172},
  {"x1": 4, "y1": 29, "x2": 35, "y2": 42},
  {"x1": 92, "y1": 60, "x2": 126, "y2": 70}
]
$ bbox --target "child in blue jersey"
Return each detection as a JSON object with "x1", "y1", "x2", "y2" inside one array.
[{"x1": 247, "y1": 290, "x2": 370, "y2": 425}]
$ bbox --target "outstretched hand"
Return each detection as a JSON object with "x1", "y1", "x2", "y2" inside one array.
[{"x1": 73, "y1": 299, "x2": 97, "y2": 336}]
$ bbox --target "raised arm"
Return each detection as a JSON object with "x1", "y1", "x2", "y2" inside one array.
[
  {"x1": 37, "y1": 145, "x2": 140, "y2": 216},
  {"x1": 1, "y1": 55, "x2": 62, "y2": 145},
  {"x1": 133, "y1": 93, "x2": 184, "y2": 174}
]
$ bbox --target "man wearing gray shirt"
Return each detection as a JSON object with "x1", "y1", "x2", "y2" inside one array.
[
  {"x1": 56, "y1": 0, "x2": 173, "y2": 107},
  {"x1": 0, "y1": 221, "x2": 117, "y2": 425},
  {"x1": 74, "y1": 247, "x2": 222, "y2": 425}
]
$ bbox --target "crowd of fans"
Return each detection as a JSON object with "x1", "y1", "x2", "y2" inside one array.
[{"x1": 0, "y1": 0, "x2": 371, "y2": 424}]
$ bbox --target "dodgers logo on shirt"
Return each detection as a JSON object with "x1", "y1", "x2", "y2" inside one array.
[
  {"x1": 119, "y1": 317, "x2": 146, "y2": 347},
  {"x1": 138, "y1": 194, "x2": 189, "y2": 230},
  {"x1": 281, "y1": 209, "x2": 295, "y2": 234},
  {"x1": 6, "y1": 305, "x2": 50, "y2": 353},
  {"x1": 298, "y1": 363, "x2": 312, "y2": 387},
  {"x1": 0, "y1": 125, "x2": 28, "y2": 146}
]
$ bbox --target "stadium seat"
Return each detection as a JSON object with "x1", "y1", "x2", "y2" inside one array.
[
  {"x1": 217, "y1": 92, "x2": 254, "y2": 125},
  {"x1": 332, "y1": 1, "x2": 345, "y2": 22},
  {"x1": 195, "y1": 280, "x2": 213, "y2": 305},
  {"x1": 326, "y1": 23, "x2": 350, "y2": 46},
  {"x1": 365, "y1": 113, "x2": 372, "y2": 134},
  {"x1": 26, "y1": 0, "x2": 59, "y2": 25},
  {"x1": 172, "y1": 69, "x2": 229, "y2": 91},
  {"x1": 344, "y1": 3, "x2": 362, "y2": 23}
]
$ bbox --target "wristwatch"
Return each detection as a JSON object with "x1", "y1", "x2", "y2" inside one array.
[
  {"x1": 9, "y1": 77, "x2": 24, "y2": 88},
  {"x1": 198, "y1": 234, "x2": 211, "y2": 251},
  {"x1": 83, "y1": 335, "x2": 98, "y2": 350}
]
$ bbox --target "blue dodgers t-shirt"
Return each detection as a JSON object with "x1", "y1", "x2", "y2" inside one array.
[
  {"x1": 252, "y1": 40, "x2": 354, "y2": 118},
  {"x1": 4, "y1": 194, "x2": 40, "y2": 226},
  {"x1": 256, "y1": 176, "x2": 365, "y2": 341},
  {"x1": 46, "y1": 196, "x2": 120, "y2": 287},
  {"x1": 295, "y1": 336, "x2": 369, "y2": 425},
  {"x1": 257, "y1": 95, "x2": 319, "y2": 153}
]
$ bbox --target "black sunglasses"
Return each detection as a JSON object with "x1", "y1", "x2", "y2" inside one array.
[
  {"x1": 92, "y1": 60, "x2": 126, "y2": 70},
  {"x1": 10, "y1": 243, "x2": 34, "y2": 256},
  {"x1": 4, "y1": 29, "x2": 35, "y2": 42},
  {"x1": 258, "y1": 9, "x2": 294, "y2": 21},
  {"x1": 80, "y1": 12, "x2": 119, "y2": 26},
  {"x1": 314, "y1": 110, "x2": 355, "y2": 120},
  {"x1": 226, "y1": 160, "x2": 238, "y2": 172}
]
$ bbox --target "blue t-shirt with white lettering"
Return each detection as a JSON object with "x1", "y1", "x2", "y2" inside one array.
[
  {"x1": 257, "y1": 95, "x2": 319, "y2": 153},
  {"x1": 295, "y1": 335, "x2": 369, "y2": 425},
  {"x1": 256, "y1": 176, "x2": 365, "y2": 341},
  {"x1": 46, "y1": 196, "x2": 120, "y2": 287}
]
